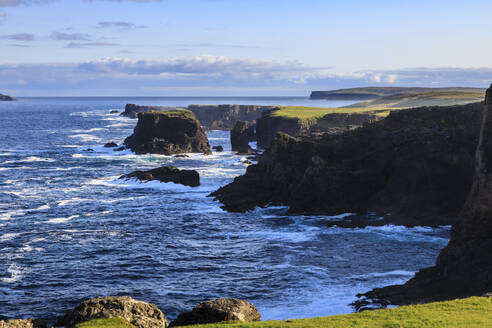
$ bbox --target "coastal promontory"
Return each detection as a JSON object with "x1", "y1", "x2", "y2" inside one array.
[
  {"x1": 124, "y1": 110, "x2": 211, "y2": 155},
  {"x1": 0, "y1": 93, "x2": 14, "y2": 101}
]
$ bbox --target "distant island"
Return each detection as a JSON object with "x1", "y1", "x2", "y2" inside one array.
[
  {"x1": 310, "y1": 86, "x2": 485, "y2": 101},
  {"x1": 0, "y1": 93, "x2": 15, "y2": 101}
]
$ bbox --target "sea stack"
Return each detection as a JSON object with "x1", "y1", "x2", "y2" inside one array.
[
  {"x1": 230, "y1": 120, "x2": 255, "y2": 154},
  {"x1": 124, "y1": 110, "x2": 211, "y2": 155},
  {"x1": 357, "y1": 84, "x2": 492, "y2": 307}
]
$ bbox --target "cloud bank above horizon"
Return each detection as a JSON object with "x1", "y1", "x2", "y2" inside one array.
[{"x1": 2, "y1": 0, "x2": 492, "y2": 95}]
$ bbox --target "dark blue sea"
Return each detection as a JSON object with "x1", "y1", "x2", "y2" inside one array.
[{"x1": 0, "y1": 97, "x2": 450, "y2": 322}]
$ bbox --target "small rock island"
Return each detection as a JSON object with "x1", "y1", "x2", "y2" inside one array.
[
  {"x1": 0, "y1": 93, "x2": 14, "y2": 101},
  {"x1": 124, "y1": 110, "x2": 211, "y2": 155}
]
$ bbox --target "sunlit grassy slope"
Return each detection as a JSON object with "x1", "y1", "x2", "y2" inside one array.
[
  {"x1": 270, "y1": 106, "x2": 392, "y2": 119},
  {"x1": 346, "y1": 91, "x2": 485, "y2": 108},
  {"x1": 75, "y1": 297, "x2": 492, "y2": 328},
  {"x1": 311, "y1": 87, "x2": 485, "y2": 98}
]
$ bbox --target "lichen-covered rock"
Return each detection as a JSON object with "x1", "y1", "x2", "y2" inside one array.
[
  {"x1": 230, "y1": 121, "x2": 255, "y2": 154},
  {"x1": 55, "y1": 296, "x2": 167, "y2": 328},
  {"x1": 124, "y1": 110, "x2": 211, "y2": 155},
  {"x1": 0, "y1": 319, "x2": 45, "y2": 328},
  {"x1": 120, "y1": 166, "x2": 200, "y2": 187},
  {"x1": 170, "y1": 298, "x2": 260, "y2": 327},
  {"x1": 354, "y1": 85, "x2": 492, "y2": 308}
]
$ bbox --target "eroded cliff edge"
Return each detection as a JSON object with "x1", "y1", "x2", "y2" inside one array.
[
  {"x1": 355, "y1": 86, "x2": 492, "y2": 307},
  {"x1": 210, "y1": 102, "x2": 483, "y2": 227}
]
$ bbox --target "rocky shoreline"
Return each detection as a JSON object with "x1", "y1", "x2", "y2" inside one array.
[
  {"x1": 0, "y1": 93, "x2": 15, "y2": 101},
  {"x1": 210, "y1": 101, "x2": 484, "y2": 227},
  {"x1": 353, "y1": 85, "x2": 492, "y2": 309},
  {"x1": 1, "y1": 296, "x2": 260, "y2": 328}
]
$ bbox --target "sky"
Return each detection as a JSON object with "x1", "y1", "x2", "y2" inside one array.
[{"x1": 1, "y1": 0, "x2": 492, "y2": 96}]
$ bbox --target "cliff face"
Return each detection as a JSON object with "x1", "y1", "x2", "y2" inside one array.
[
  {"x1": 211, "y1": 102, "x2": 483, "y2": 227},
  {"x1": 230, "y1": 121, "x2": 255, "y2": 154},
  {"x1": 356, "y1": 87, "x2": 492, "y2": 307},
  {"x1": 124, "y1": 111, "x2": 211, "y2": 155},
  {"x1": 0, "y1": 94, "x2": 14, "y2": 101},
  {"x1": 122, "y1": 104, "x2": 269, "y2": 130}
]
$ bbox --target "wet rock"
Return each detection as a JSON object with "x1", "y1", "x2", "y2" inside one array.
[
  {"x1": 84, "y1": 148, "x2": 94, "y2": 152},
  {"x1": 54, "y1": 296, "x2": 167, "y2": 328},
  {"x1": 124, "y1": 110, "x2": 211, "y2": 155},
  {"x1": 354, "y1": 86, "x2": 492, "y2": 307},
  {"x1": 113, "y1": 146, "x2": 125, "y2": 152},
  {"x1": 104, "y1": 142, "x2": 118, "y2": 148},
  {"x1": 211, "y1": 102, "x2": 483, "y2": 226},
  {"x1": 170, "y1": 298, "x2": 260, "y2": 327},
  {"x1": 109, "y1": 110, "x2": 119, "y2": 114},
  {"x1": 231, "y1": 121, "x2": 255, "y2": 154},
  {"x1": 213, "y1": 145, "x2": 224, "y2": 152},
  {"x1": 243, "y1": 160, "x2": 252, "y2": 165},
  {"x1": 120, "y1": 166, "x2": 199, "y2": 187},
  {"x1": 174, "y1": 154, "x2": 189, "y2": 158},
  {"x1": 0, "y1": 319, "x2": 46, "y2": 328}
]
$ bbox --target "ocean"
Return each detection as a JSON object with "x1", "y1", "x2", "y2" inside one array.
[{"x1": 0, "y1": 97, "x2": 450, "y2": 322}]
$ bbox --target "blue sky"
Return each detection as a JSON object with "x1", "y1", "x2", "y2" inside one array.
[{"x1": 1, "y1": 0, "x2": 492, "y2": 96}]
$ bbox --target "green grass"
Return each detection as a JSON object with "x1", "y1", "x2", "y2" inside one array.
[
  {"x1": 346, "y1": 91, "x2": 484, "y2": 109},
  {"x1": 269, "y1": 106, "x2": 395, "y2": 123},
  {"x1": 312, "y1": 87, "x2": 485, "y2": 97},
  {"x1": 146, "y1": 109, "x2": 197, "y2": 119},
  {"x1": 75, "y1": 317, "x2": 135, "y2": 328},
  {"x1": 74, "y1": 297, "x2": 492, "y2": 328}
]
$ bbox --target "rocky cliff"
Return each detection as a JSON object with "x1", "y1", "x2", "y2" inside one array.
[
  {"x1": 122, "y1": 104, "x2": 269, "y2": 130},
  {"x1": 124, "y1": 110, "x2": 211, "y2": 155},
  {"x1": 211, "y1": 102, "x2": 483, "y2": 227},
  {"x1": 231, "y1": 120, "x2": 255, "y2": 154},
  {"x1": 0, "y1": 94, "x2": 14, "y2": 101},
  {"x1": 355, "y1": 86, "x2": 492, "y2": 307}
]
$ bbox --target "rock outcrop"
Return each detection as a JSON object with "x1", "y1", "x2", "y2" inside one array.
[
  {"x1": 231, "y1": 121, "x2": 255, "y2": 154},
  {"x1": 169, "y1": 298, "x2": 260, "y2": 327},
  {"x1": 104, "y1": 142, "x2": 118, "y2": 148},
  {"x1": 354, "y1": 86, "x2": 492, "y2": 307},
  {"x1": 121, "y1": 104, "x2": 270, "y2": 130},
  {"x1": 124, "y1": 110, "x2": 211, "y2": 155},
  {"x1": 0, "y1": 319, "x2": 45, "y2": 328},
  {"x1": 211, "y1": 102, "x2": 483, "y2": 227},
  {"x1": 120, "y1": 166, "x2": 200, "y2": 187},
  {"x1": 55, "y1": 296, "x2": 167, "y2": 328},
  {"x1": 0, "y1": 94, "x2": 14, "y2": 101}
]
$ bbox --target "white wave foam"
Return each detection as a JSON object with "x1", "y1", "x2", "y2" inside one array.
[
  {"x1": 0, "y1": 166, "x2": 33, "y2": 171},
  {"x1": 351, "y1": 270, "x2": 416, "y2": 279},
  {"x1": 72, "y1": 128, "x2": 105, "y2": 133},
  {"x1": 69, "y1": 134, "x2": 102, "y2": 142},
  {"x1": 57, "y1": 198, "x2": 89, "y2": 206},
  {"x1": 35, "y1": 204, "x2": 50, "y2": 210},
  {"x1": 0, "y1": 232, "x2": 21, "y2": 242},
  {"x1": 45, "y1": 215, "x2": 80, "y2": 224},
  {"x1": 3, "y1": 156, "x2": 55, "y2": 164},
  {"x1": 1, "y1": 263, "x2": 26, "y2": 283}
]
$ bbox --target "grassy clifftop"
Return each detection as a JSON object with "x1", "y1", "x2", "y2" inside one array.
[{"x1": 75, "y1": 296, "x2": 492, "y2": 328}]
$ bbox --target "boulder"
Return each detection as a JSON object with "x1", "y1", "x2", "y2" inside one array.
[
  {"x1": 109, "y1": 110, "x2": 119, "y2": 114},
  {"x1": 211, "y1": 101, "x2": 483, "y2": 227},
  {"x1": 170, "y1": 298, "x2": 260, "y2": 327},
  {"x1": 174, "y1": 154, "x2": 189, "y2": 158},
  {"x1": 120, "y1": 166, "x2": 199, "y2": 187},
  {"x1": 213, "y1": 145, "x2": 224, "y2": 152},
  {"x1": 104, "y1": 142, "x2": 118, "y2": 148},
  {"x1": 0, "y1": 319, "x2": 45, "y2": 328},
  {"x1": 231, "y1": 121, "x2": 255, "y2": 154},
  {"x1": 124, "y1": 110, "x2": 211, "y2": 155},
  {"x1": 353, "y1": 85, "x2": 492, "y2": 308},
  {"x1": 55, "y1": 296, "x2": 167, "y2": 328},
  {"x1": 114, "y1": 146, "x2": 125, "y2": 152}
]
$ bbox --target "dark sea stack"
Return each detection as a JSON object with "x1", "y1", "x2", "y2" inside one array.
[
  {"x1": 169, "y1": 298, "x2": 261, "y2": 327},
  {"x1": 0, "y1": 319, "x2": 46, "y2": 328},
  {"x1": 104, "y1": 142, "x2": 118, "y2": 148},
  {"x1": 355, "y1": 86, "x2": 492, "y2": 308},
  {"x1": 231, "y1": 120, "x2": 255, "y2": 154},
  {"x1": 55, "y1": 296, "x2": 167, "y2": 328},
  {"x1": 120, "y1": 166, "x2": 200, "y2": 187},
  {"x1": 211, "y1": 102, "x2": 483, "y2": 225},
  {"x1": 0, "y1": 94, "x2": 14, "y2": 101},
  {"x1": 124, "y1": 110, "x2": 211, "y2": 155}
]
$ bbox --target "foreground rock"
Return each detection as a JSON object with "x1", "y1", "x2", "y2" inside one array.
[
  {"x1": 55, "y1": 296, "x2": 167, "y2": 328},
  {"x1": 354, "y1": 86, "x2": 492, "y2": 308},
  {"x1": 211, "y1": 102, "x2": 483, "y2": 226},
  {"x1": 0, "y1": 94, "x2": 14, "y2": 101},
  {"x1": 231, "y1": 121, "x2": 255, "y2": 154},
  {"x1": 120, "y1": 166, "x2": 200, "y2": 187},
  {"x1": 124, "y1": 110, "x2": 211, "y2": 155},
  {"x1": 0, "y1": 319, "x2": 45, "y2": 328},
  {"x1": 170, "y1": 298, "x2": 260, "y2": 327}
]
